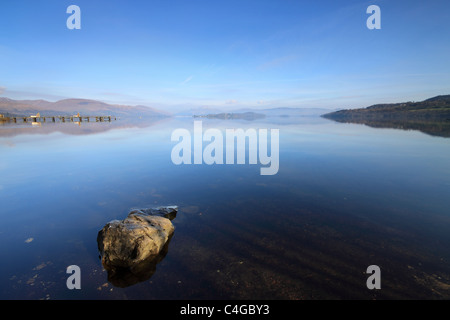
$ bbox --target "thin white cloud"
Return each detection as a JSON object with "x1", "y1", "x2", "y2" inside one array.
[{"x1": 181, "y1": 75, "x2": 194, "y2": 85}]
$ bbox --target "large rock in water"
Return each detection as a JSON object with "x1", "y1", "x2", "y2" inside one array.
[{"x1": 97, "y1": 206, "x2": 177, "y2": 287}]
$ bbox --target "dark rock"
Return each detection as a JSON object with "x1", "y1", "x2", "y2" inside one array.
[
  {"x1": 97, "y1": 206, "x2": 178, "y2": 287},
  {"x1": 130, "y1": 205, "x2": 178, "y2": 221}
]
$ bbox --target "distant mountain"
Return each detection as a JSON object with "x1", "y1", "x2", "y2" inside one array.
[
  {"x1": 194, "y1": 112, "x2": 266, "y2": 120},
  {"x1": 0, "y1": 97, "x2": 170, "y2": 118},
  {"x1": 322, "y1": 95, "x2": 450, "y2": 137},
  {"x1": 186, "y1": 106, "x2": 332, "y2": 118},
  {"x1": 235, "y1": 107, "x2": 332, "y2": 117},
  {"x1": 175, "y1": 106, "x2": 225, "y2": 116}
]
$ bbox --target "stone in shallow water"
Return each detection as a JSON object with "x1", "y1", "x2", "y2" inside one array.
[{"x1": 97, "y1": 206, "x2": 177, "y2": 287}]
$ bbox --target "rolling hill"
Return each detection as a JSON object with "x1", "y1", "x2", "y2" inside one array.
[
  {"x1": 322, "y1": 95, "x2": 450, "y2": 121},
  {"x1": 0, "y1": 97, "x2": 170, "y2": 118},
  {"x1": 321, "y1": 95, "x2": 450, "y2": 137}
]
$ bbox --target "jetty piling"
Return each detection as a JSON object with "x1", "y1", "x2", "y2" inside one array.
[{"x1": 1, "y1": 115, "x2": 116, "y2": 124}]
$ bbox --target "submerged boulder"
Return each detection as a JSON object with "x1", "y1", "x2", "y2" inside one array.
[{"x1": 97, "y1": 206, "x2": 178, "y2": 286}]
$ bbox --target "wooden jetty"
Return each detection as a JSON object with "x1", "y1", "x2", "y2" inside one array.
[{"x1": 0, "y1": 114, "x2": 117, "y2": 124}]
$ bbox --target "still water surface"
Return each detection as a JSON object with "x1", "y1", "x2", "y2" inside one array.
[{"x1": 0, "y1": 116, "x2": 449, "y2": 299}]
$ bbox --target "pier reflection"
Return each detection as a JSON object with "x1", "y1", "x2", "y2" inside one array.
[{"x1": 0, "y1": 117, "x2": 169, "y2": 137}]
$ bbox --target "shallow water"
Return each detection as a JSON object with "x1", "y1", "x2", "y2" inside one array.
[{"x1": 0, "y1": 116, "x2": 449, "y2": 299}]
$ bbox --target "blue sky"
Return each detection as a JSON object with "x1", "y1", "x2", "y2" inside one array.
[{"x1": 0, "y1": 0, "x2": 449, "y2": 111}]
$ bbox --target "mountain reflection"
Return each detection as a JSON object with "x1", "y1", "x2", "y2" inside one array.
[{"x1": 323, "y1": 118, "x2": 450, "y2": 138}]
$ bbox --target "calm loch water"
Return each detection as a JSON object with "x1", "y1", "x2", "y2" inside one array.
[{"x1": 0, "y1": 116, "x2": 449, "y2": 299}]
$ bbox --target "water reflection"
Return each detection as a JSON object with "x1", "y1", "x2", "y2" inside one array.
[
  {"x1": 0, "y1": 117, "x2": 169, "y2": 137},
  {"x1": 102, "y1": 236, "x2": 173, "y2": 288},
  {"x1": 322, "y1": 117, "x2": 450, "y2": 138},
  {"x1": 1, "y1": 116, "x2": 450, "y2": 299}
]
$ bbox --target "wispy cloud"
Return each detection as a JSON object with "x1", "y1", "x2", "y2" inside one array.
[{"x1": 181, "y1": 75, "x2": 194, "y2": 85}]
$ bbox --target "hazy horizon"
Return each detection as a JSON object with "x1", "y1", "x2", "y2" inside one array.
[{"x1": 0, "y1": 95, "x2": 339, "y2": 114}]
